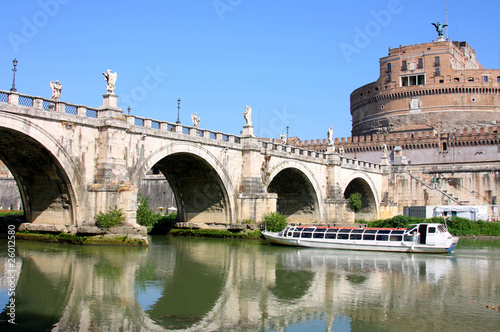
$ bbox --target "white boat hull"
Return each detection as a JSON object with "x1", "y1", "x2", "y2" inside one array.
[{"x1": 262, "y1": 230, "x2": 459, "y2": 254}]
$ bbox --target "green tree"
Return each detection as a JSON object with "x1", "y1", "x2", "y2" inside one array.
[
  {"x1": 136, "y1": 192, "x2": 157, "y2": 227},
  {"x1": 262, "y1": 212, "x2": 288, "y2": 232},
  {"x1": 348, "y1": 193, "x2": 362, "y2": 213},
  {"x1": 94, "y1": 206, "x2": 125, "y2": 230}
]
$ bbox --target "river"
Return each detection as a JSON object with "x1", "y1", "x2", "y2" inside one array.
[{"x1": 0, "y1": 236, "x2": 499, "y2": 331}]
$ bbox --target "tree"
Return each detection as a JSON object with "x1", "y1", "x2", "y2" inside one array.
[
  {"x1": 348, "y1": 193, "x2": 362, "y2": 213},
  {"x1": 136, "y1": 192, "x2": 157, "y2": 227}
]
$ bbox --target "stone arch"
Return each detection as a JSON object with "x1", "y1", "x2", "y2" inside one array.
[
  {"x1": 264, "y1": 161, "x2": 325, "y2": 223},
  {"x1": 132, "y1": 142, "x2": 235, "y2": 224},
  {"x1": 0, "y1": 112, "x2": 80, "y2": 225},
  {"x1": 343, "y1": 173, "x2": 379, "y2": 220}
]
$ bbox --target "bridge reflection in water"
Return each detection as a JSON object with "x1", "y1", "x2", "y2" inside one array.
[{"x1": 0, "y1": 237, "x2": 499, "y2": 331}]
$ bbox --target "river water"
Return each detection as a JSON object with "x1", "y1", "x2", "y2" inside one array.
[{"x1": 0, "y1": 236, "x2": 499, "y2": 331}]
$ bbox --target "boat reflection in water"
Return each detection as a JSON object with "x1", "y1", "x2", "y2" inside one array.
[{"x1": 0, "y1": 237, "x2": 498, "y2": 331}]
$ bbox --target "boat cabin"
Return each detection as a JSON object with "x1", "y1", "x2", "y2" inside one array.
[{"x1": 278, "y1": 223, "x2": 449, "y2": 245}]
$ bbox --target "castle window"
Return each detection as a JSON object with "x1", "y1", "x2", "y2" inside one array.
[
  {"x1": 417, "y1": 58, "x2": 423, "y2": 69},
  {"x1": 400, "y1": 74, "x2": 425, "y2": 87},
  {"x1": 387, "y1": 63, "x2": 392, "y2": 72},
  {"x1": 497, "y1": 76, "x2": 500, "y2": 83},
  {"x1": 435, "y1": 68, "x2": 441, "y2": 76},
  {"x1": 387, "y1": 74, "x2": 392, "y2": 82},
  {"x1": 402, "y1": 60, "x2": 407, "y2": 71},
  {"x1": 468, "y1": 77, "x2": 474, "y2": 82},
  {"x1": 442, "y1": 141, "x2": 448, "y2": 151},
  {"x1": 483, "y1": 76, "x2": 489, "y2": 83},
  {"x1": 434, "y1": 56, "x2": 440, "y2": 67},
  {"x1": 454, "y1": 77, "x2": 460, "y2": 82}
]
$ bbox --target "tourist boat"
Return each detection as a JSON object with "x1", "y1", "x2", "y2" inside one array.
[{"x1": 262, "y1": 223, "x2": 459, "y2": 253}]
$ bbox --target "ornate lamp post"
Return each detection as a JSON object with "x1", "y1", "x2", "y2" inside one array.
[
  {"x1": 10, "y1": 59, "x2": 18, "y2": 92},
  {"x1": 176, "y1": 98, "x2": 181, "y2": 124},
  {"x1": 286, "y1": 125, "x2": 289, "y2": 145}
]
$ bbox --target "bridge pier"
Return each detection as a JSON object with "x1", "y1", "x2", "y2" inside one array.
[{"x1": 237, "y1": 133, "x2": 277, "y2": 222}]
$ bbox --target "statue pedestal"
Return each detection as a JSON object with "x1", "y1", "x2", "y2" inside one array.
[
  {"x1": 101, "y1": 93, "x2": 118, "y2": 108},
  {"x1": 437, "y1": 36, "x2": 445, "y2": 42},
  {"x1": 242, "y1": 125, "x2": 255, "y2": 137},
  {"x1": 99, "y1": 93, "x2": 122, "y2": 119}
]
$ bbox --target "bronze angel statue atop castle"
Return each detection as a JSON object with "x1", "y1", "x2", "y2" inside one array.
[{"x1": 432, "y1": 22, "x2": 448, "y2": 37}]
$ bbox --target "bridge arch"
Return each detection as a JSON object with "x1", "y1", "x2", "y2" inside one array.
[
  {"x1": 0, "y1": 112, "x2": 81, "y2": 225},
  {"x1": 343, "y1": 173, "x2": 379, "y2": 220},
  {"x1": 264, "y1": 161, "x2": 325, "y2": 223},
  {"x1": 132, "y1": 142, "x2": 235, "y2": 224}
]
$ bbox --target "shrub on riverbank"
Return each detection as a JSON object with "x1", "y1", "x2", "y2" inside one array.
[
  {"x1": 94, "y1": 206, "x2": 125, "y2": 230},
  {"x1": 358, "y1": 215, "x2": 500, "y2": 236},
  {"x1": 262, "y1": 212, "x2": 288, "y2": 232},
  {"x1": 0, "y1": 210, "x2": 24, "y2": 218},
  {"x1": 168, "y1": 228, "x2": 262, "y2": 239}
]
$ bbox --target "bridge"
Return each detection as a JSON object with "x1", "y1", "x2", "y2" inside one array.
[{"x1": 0, "y1": 88, "x2": 390, "y2": 228}]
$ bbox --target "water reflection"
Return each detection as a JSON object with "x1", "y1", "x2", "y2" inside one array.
[{"x1": 0, "y1": 237, "x2": 498, "y2": 331}]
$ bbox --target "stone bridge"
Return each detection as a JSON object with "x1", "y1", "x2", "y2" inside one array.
[{"x1": 0, "y1": 89, "x2": 389, "y2": 228}]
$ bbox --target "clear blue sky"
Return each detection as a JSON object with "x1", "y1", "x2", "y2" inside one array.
[{"x1": 2, "y1": 0, "x2": 499, "y2": 141}]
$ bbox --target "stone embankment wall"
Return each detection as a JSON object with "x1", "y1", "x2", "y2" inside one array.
[{"x1": 0, "y1": 178, "x2": 21, "y2": 210}]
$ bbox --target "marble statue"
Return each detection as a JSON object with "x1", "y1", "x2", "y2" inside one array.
[
  {"x1": 382, "y1": 143, "x2": 388, "y2": 157},
  {"x1": 49, "y1": 80, "x2": 62, "y2": 100},
  {"x1": 191, "y1": 112, "x2": 200, "y2": 128},
  {"x1": 280, "y1": 133, "x2": 287, "y2": 145},
  {"x1": 327, "y1": 126, "x2": 334, "y2": 145},
  {"x1": 339, "y1": 146, "x2": 345, "y2": 155},
  {"x1": 102, "y1": 69, "x2": 117, "y2": 94},
  {"x1": 243, "y1": 105, "x2": 252, "y2": 126},
  {"x1": 432, "y1": 22, "x2": 447, "y2": 37}
]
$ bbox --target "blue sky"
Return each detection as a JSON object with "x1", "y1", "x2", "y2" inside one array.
[{"x1": 2, "y1": 0, "x2": 499, "y2": 141}]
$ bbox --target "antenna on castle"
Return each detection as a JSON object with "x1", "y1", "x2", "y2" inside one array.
[{"x1": 445, "y1": 0, "x2": 448, "y2": 39}]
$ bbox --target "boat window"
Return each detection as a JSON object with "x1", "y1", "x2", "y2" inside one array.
[
  {"x1": 325, "y1": 233, "x2": 337, "y2": 239},
  {"x1": 303, "y1": 228, "x2": 315, "y2": 232},
  {"x1": 391, "y1": 230, "x2": 405, "y2": 235},
  {"x1": 364, "y1": 229, "x2": 377, "y2": 234},
  {"x1": 301, "y1": 232, "x2": 312, "y2": 238},
  {"x1": 376, "y1": 234, "x2": 389, "y2": 241},
  {"x1": 405, "y1": 227, "x2": 418, "y2": 235},
  {"x1": 293, "y1": 231, "x2": 301, "y2": 238},
  {"x1": 390, "y1": 235, "x2": 403, "y2": 241},
  {"x1": 377, "y1": 230, "x2": 391, "y2": 234},
  {"x1": 327, "y1": 228, "x2": 339, "y2": 233},
  {"x1": 404, "y1": 234, "x2": 416, "y2": 241},
  {"x1": 438, "y1": 225, "x2": 445, "y2": 233},
  {"x1": 313, "y1": 232, "x2": 325, "y2": 239},
  {"x1": 338, "y1": 229, "x2": 351, "y2": 234},
  {"x1": 363, "y1": 234, "x2": 375, "y2": 240},
  {"x1": 428, "y1": 227, "x2": 436, "y2": 234},
  {"x1": 350, "y1": 233, "x2": 362, "y2": 240},
  {"x1": 351, "y1": 229, "x2": 364, "y2": 234},
  {"x1": 314, "y1": 228, "x2": 327, "y2": 233},
  {"x1": 337, "y1": 233, "x2": 349, "y2": 240}
]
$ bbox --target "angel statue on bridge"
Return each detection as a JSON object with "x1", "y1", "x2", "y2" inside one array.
[
  {"x1": 102, "y1": 69, "x2": 117, "y2": 94},
  {"x1": 49, "y1": 80, "x2": 62, "y2": 100},
  {"x1": 243, "y1": 105, "x2": 252, "y2": 126},
  {"x1": 191, "y1": 112, "x2": 200, "y2": 128}
]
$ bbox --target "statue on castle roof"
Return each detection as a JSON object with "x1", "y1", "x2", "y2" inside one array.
[{"x1": 432, "y1": 22, "x2": 448, "y2": 37}]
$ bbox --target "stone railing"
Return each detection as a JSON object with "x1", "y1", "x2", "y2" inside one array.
[
  {"x1": 260, "y1": 140, "x2": 327, "y2": 160},
  {"x1": 125, "y1": 114, "x2": 241, "y2": 144},
  {"x1": 0, "y1": 89, "x2": 242, "y2": 145},
  {"x1": 339, "y1": 156, "x2": 382, "y2": 171},
  {"x1": 0, "y1": 89, "x2": 99, "y2": 119}
]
